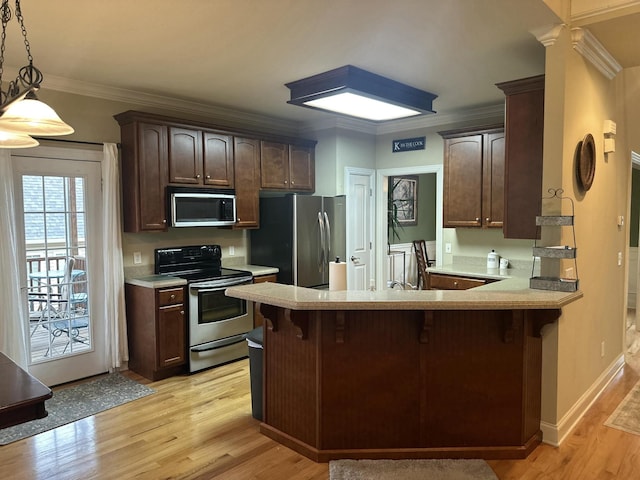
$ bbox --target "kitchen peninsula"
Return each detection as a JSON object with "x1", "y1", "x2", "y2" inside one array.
[{"x1": 226, "y1": 280, "x2": 582, "y2": 462}]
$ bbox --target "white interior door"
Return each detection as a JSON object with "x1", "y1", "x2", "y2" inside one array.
[
  {"x1": 13, "y1": 147, "x2": 106, "y2": 386},
  {"x1": 346, "y1": 169, "x2": 374, "y2": 290}
]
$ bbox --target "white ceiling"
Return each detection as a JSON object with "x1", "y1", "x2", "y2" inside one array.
[{"x1": 3, "y1": 0, "x2": 633, "y2": 129}]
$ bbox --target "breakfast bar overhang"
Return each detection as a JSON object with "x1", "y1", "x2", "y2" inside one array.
[{"x1": 226, "y1": 281, "x2": 582, "y2": 462}]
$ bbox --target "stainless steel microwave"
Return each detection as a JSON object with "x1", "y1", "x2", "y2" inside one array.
[{"x1": 168, "y1": 187, "x2": 237, "y2": 227}]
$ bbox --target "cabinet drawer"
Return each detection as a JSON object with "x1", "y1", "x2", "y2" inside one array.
[
  {"x1": 428, "y1": 274, "x2": 487, "y2": 290},
  {"x1": 158, "y1": 287, "x2": 184, "y2": 306}
]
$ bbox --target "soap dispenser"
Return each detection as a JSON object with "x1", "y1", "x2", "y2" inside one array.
[{"x1": 487, "y1": 250, "x2": 500, "y2": 269}]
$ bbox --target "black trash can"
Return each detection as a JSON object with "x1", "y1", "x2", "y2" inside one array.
[{"x1": 246, "y1": 326, "x2": 263, "y2": 420}]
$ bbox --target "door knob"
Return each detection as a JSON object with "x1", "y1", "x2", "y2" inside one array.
[{"x1": 350, "y1": 256, "x2": 360, "y2": 262}]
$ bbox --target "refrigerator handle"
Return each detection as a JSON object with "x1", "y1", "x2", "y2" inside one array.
[
  {"x1": 323, "y1": 211, "x2": 331, "y2": 263},
  {"x1": 317, "y1": 212, "x2": 325, "y2": 271}
]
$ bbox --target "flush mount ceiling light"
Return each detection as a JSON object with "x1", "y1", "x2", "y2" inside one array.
[
  {"x1": 285, "y1": 65, "x2": 437, "y2": 122},
  {"x1": 0, "y1": 0, "x2": 74, "y2": 148}
]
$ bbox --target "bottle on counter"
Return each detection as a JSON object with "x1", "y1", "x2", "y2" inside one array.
[{"x1": 487, "y1": 249, "x2": 500, "y2": 269}]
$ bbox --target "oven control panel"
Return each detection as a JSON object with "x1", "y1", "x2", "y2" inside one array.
[{"x1": 155, "y1": 244, "x2": 222, "y2": 274}]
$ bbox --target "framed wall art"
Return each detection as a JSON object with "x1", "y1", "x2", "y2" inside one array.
[{"x1": 389, "y1": 175, "x2": 418, "y2": 226}]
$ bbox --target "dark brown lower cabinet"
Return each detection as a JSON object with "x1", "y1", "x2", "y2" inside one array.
[{"x1": 125, "y1": 284, "x2": 187, "y2": 381}]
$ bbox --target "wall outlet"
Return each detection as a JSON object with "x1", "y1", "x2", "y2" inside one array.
[
  {"x1": 601, "y1": 340, "x2": 605, "y2": 358},
  {"x1": 229, "y1": 246, "x2": 235, "y2": 256},
  {"x1": 133, "y1": 251, "x2": 142, "y2": 265},
  {"x1": 445, "y1": 243, "x2": 452, "y2": 254}
]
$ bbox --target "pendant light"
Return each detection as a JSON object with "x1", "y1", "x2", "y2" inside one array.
[
  {"x1": 0, "y1": 0, "x2": 73, "y2": 147},
  {"x1": 0, "y1": 128, "x2": 38, "y2": 147}
]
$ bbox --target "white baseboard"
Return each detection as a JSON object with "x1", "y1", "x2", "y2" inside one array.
[{"x1": 540, "y1": 354, "x2": 625, "y2": 446}]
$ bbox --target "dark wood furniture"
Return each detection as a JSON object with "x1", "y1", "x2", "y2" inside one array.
[
  {"x1": 168, "y1": 127, "x2": 234, "y2": 188},
  {"x1": 234, "y1": 137, "x2": 261, "y2": 229},
  {"x1": 125, "y1": 284, "x2": 187, "y2": 381},
  {"x1": 114, "y1": 110, "x2": 316, "y2": 233},
  {"x1": 496, "y1": 75, "x2": 545, "y2": 240},
  {"x1": 118, "y1": 121, "x2": 169, "y2": 232},
  {"x1": 260, "y1": 141, "x2": 315, "y2": 191},
  {"x1": 427, "y1": 272, "x2": 492, "y2": 290},
  {"x1": 439, "y1": 125, "x2": 505, "y2": 229},
  {"x1": 0, "y1": 352, "x2": 52, "y2": 429},
  {"x1": 412, "y1": 239, "x2": 434, "y2": 290},
  {"x1": 257, "y1": 302, "x2": 558, "y2": 461}
]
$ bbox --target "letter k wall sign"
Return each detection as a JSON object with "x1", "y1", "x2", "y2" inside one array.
[{"x1": 392, "y1": 136, "x2": 426, "y2": 153}]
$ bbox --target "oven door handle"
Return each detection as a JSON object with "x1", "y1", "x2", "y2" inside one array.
[
  {"x1": 191, "y1": 333, "x2": 247, "y2": 352},
  {"x1": 190, "y1": 277, "x2": 252, "y2": 293}
]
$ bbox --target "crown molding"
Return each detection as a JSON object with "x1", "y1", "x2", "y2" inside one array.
[
  {"x1": 571, "y1": 27, "x2": 622, "y2": 80},
  {"x1": 24, "y1": 69, "x2": 504, "y2": 138},
  {"x1": 531, "y1": 23, "x2": 566, "y2": 47},
  {"x1": 33, "y1": 71, "x2": 302, "y2": 136},
  {"x1": 570, "y1": 0, "x2": 640, "y2": 25}
]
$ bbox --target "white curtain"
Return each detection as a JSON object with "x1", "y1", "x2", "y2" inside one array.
[
  {"x1": 102, "y1": 143, "x2": 128, "y2": 370},
  {"x1": 0, "y1": 150, "x2": 28, "y2": 368}
]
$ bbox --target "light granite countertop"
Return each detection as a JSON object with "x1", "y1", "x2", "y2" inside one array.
[
  {"x1": 427, "y1": 263, "x2": 532, "y2": 281},
  {"x1": 225, "y1": 280, "x2": 583, "y2": 311},
  {"x1": 125, "y1": 264, "x2": 278, "y2": 289}
]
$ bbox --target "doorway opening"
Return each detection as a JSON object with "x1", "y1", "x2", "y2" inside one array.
[
  {"x1": 627, "y1": 151, "x2": 640, "y2": 371},
  {"x1": 376, "y1": 165, "x2": 443, "y2": 290},
  {"x1": 12, "y1": 146, "x2": 106, "y2": 386}
]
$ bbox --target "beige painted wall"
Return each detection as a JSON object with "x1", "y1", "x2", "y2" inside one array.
[{"x1": 540, "y1": 25, "x2": 626, "y2": 428}]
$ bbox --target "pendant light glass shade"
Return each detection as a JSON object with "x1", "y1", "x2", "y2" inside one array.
[
  {"x1": 0, "y1": 129, "x2": 39, "y2": 148},
  {"x1": 0, "y1": 95, "x2": 74, "y2": 136}
]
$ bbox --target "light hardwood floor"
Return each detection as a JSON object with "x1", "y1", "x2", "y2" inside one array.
[{"x1": 1, "y1": 358, "x2": 640, "y2": 480}]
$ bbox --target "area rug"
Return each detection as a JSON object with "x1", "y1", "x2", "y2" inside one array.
[
  {"x1": 0, "y1": 373, "x2": 154, "y2": 445},
  {"x1": 329, "y1": 459, "x2": 498, "y2": 480},
  {"x1": 605, "y1": 379, "x2": 640, "y2": 435}
]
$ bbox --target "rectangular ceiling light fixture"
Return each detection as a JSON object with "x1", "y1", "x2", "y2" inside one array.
[{"x1": 285, "y1": 65, "x2": 437, "y2": 122}]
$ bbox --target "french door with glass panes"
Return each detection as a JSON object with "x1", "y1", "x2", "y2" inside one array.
[{"x1": 13, "y1": 147, "x2": 106, "y2": 386}]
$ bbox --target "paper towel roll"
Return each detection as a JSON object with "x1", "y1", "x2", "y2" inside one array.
[{"x1": 329, "y1": 261, "x2": 347, "y2": 291}]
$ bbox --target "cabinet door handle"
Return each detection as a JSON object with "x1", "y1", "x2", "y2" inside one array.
[
  {"x1": 180, "y1": 310, "x2": 184, "y2": 315},
  {"x1": 206, "y1": 175, "x2": 211, "y2": 179},
  {"x1": 453, "y1": 281, "x2": 458, "y2": 287},
  {"x1": 486, "y1": 217, "x2": 490, "y2": 222},
  {"x1": 475, "y1": 217, "x2": 480, "y2": 222},
  {"x1": 196, "y1": 174, "x2": 201, "y2": 179},
  {"x1": 284, "y1": 180, "x2": 288, "y2": 184},
  {"x1": 291, "y1": 181, "x2": 295, "y2": 185},
  {"x1": 170, "y1": 294, "x2": 175, "y2": 300},
  {"x1": 163, "y1": 219, "x2": 167, "y2": 224}
]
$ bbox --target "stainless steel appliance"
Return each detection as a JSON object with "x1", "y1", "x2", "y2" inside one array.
[
  {"x1": 167, "y1": 186, "x2": 237, "y2": 227},
  {"x1": 250, "y1": 194, "x2": 346, "y2": 288},
  {"x1": 154, "y1": 245, "x2": 253, "y2": 372}
]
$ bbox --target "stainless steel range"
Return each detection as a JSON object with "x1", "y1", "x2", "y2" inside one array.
[{"x1": 154, "y1": 245, "x2": 253, "y2": 373}]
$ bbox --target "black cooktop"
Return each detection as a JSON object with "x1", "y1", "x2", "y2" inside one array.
[
  {"x1": 154, "y1": 245, "x2": 251, "y2": 282},
  {"x1": 173, "y1": 267, "x2": 252, "y2": 282}
]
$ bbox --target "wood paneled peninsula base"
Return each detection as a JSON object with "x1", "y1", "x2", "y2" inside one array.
[{"x1": 225, "y1": 282, "x2": 582, "y2": 462}]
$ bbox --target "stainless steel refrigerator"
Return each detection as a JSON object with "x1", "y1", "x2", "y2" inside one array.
[{"x1": 250, "y1": 194, "x2": 346, "y2": 288}]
